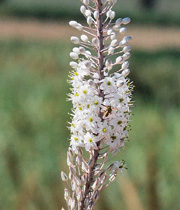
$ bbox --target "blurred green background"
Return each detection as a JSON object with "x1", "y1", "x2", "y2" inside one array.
[{"x1": 0, "y1": 0, "x2": 180, "y2": 210}]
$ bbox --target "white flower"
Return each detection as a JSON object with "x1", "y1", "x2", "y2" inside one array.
[
  {"x1": 100, "y1": 77, "x2": 116, "y2": 94},
  {"x1": 70, "y1": 134, "x2": 83, "y2": 151},
  {"x1": 84, "y1": 132, "x2": 98, "y2": 151}
]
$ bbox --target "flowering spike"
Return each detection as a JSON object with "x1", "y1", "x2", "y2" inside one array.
[{"x1": 63, "y1": 0, "x2": 133, "y2": 209}]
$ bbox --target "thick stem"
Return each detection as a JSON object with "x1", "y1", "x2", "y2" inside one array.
[{"x1": 79, "y1": 1, "x2": 105, "y2": 210}]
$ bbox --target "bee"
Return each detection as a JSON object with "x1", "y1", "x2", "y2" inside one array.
[{"x1": 103, "y1": 106, "x2": 113, "y2": 117}]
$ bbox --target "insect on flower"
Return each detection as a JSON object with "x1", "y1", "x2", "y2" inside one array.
[{"x1": 103, "y1": 105, "x2": 117, "y2": 117}]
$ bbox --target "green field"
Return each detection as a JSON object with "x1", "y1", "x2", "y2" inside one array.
[
  {"x1": 0, "y1": 40, "x2": 179, "y2": 210},
  {"x1": 1, "y1": 0, "x2": 180, "y2": 26}
]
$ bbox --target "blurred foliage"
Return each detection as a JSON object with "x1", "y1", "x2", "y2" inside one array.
[
  {"x1": 0, "y1": 40, "x2": 179, "y2": 210},
  {"x1": 131, "y1": 49, "x2": 180, "y2": 107},
  {"x1": 0, "y1": 0, "x2": 180, "y2": 26}
]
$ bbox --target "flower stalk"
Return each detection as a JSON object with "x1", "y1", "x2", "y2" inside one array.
[{"x1": 62, "y1": 0, "x2": 133, "y2": 209}]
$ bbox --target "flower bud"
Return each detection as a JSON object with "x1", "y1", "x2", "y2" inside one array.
[
  {"x1": 83, "y1": 0, "x2": 89, "y2": 6},
  {"x1": 70, "y1": 52, "x2": 79, "y2": 60},
  {"x1": 107, "y1": 29, "x2": 113, "y2": 36},
  {"x1": 122, "y1": 17, "x2": 131, "y2": 25},
  {"x1": 122, "y1": 69, "x2": 130, "y2": 77},
  {"x1": 81, "y1": 34, "x2": 89, "y2": 42},
  {"x1": 71, "y1": 36, "x2": 80, "y2": 44},
  {"x1": 116, "y1": 56, "x2": 123, "y2": 64},
  {"x1": 80, "y1": 5, "x2": 86, "y2": 15},
  {"x1": 113, "y1": 25, "x2": 120, "y2": 31},
  {"x1": 122, "y1": 46, "x2": 131, "y2": 53},
  {"x1": 105, "y1": 59, "x2": 112, "y2": 68},
  {"x1": 110, "y1": 33, "x2": 116, "y2": 40},
  {"x1": 108, "y1": 47, "x2": 115, "y2": 55},
  {"x1": 64, "y1": 189, "x2": 70, "y2": 201},
  {"x1": 106, "y1": 10, "x2": 115, "y2": 19},
  {"x1": 123, "y1": 52, "x2": 131, "y2": 60},
  {"x1": 122, "y1": 61, "x2": 129, "y2": 70},
  {"x1": 119, "y1": 27, "x2": 127, "y2": 34},
  {"x1": 87, "y1": 16, "x2": 93, "y2": 25},
  {"x1": 92, "y1": 37, "x2": 98, "y2": 46},
  {"x1": 94, "y1": 11, "x2": 99, "y2": 20},
  {"x1": 115, "y1": 18, "x2": 122, "y2": 26},
  {"x1": 76, "y1": 24, "x2": 83, "y2": 31},
  {"x1": 69, "y1": 61, "x2": 78, "y2": 68},
  {"x1": 85, "y1": 51, "x2": 91, "y2": 58},
  {"x1": 85, "y1": 10, "x2": 91, "y2": 17},
  {"x1": 123, "y1": 36, "x2": 132, "y2": 42},
  {"x1": 72, "y1": 47, "x2": 80, "y2": 54},
  {"x1": 110, "y1": 39, "x2": 118, "y2": 47},
  {"x1": 61, "y1": 171, "x2": 68, "y2": 181},
  {"x1": 69, "y1": 21, "x2": 78, "y2": 28},
  {"x1": 106, "y1": 10, "x2": 112, "y2": 18},
  {"x1": 119, "y1": 40, "x2": 127, "y2": 47},
  {"x1": 84, "y1": 61, "x2": 91, "y2": 68},
  {"x1": 79, "y1": 46, "x2": 86, "y2": 54}
]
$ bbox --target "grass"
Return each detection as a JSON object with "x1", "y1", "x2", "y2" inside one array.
[
  {"x1": 0, "y1": 39, "x2": 179, "y2": 210},
  {"x1": 0, "y1": 0, "x2": 180, "y2": 26}
]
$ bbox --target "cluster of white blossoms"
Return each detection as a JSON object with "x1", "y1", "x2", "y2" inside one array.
[
  {"x1": 62, "y1": 0, "x2": 133, "y2": 209},
  {"x1": 68, "y1": 5, "x2": 132, "y2": 153}
]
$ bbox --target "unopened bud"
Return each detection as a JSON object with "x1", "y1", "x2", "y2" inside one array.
[
  {"x1": 70, "y1": 52, "x2": 79, "y2": 60},
  {"x1": 123, "y1": 46, "x2": 131, "y2": 53},
  {"x1": 110, "y1": 33, "x2": 116, "y2": 40},
  {"x1": 81, "y1": 34, "x2": 89, "y2": 42},
  {"x1": 85, "y1": 10, "x2": 91, "y2": 17},
  {"x1": 108, "y1": 47, "x2": 115, "y2": 55},
  {"x1": 70, "y1": 61, "x2": 77, "y2": 68},
  {"x1": 123, "y1": 52, "x2": 131, "y2": 60},
  {"x1": 119, "y1": 40, "x2": 127, "y2": 47},
  {"x1": 110, "y1": 39, "x2": 118, "y2": 47},
  {"x1": 122, "y1": 69, "x2": 130, "y2": 77},
  {"x1": 119, "y1": 27, "x2": 127, "y2": 34},
  {"x1": 76, "y1": 24, "x2": 83, "y2": 31},
  {"x1": 85, "y1": 61, "x2": 91, "y2": 68},
  {"x1": 87, "y1": 16, "x2": 93, "y2": 25},
  {"x1": 116, "y1": 56, "x2": 123, "y2": 64},
  {"x1": 73, "y1": 47, "x2": 80, "y2": 54},
  {"x1": 83, "y1": 0, "x2": 89, "y2": 6},
  {"x1": 107, "y1": 29, "x2": 113, "y2": 35},
  {"x1": 113, "y1": 25, "x2": 120, "y2": 31},
  {"x1": 122, "y1": 17, "x2": 131, "y2": 24},
  {"x1": 105, "y1": 59, "x2": 112, "y2": 68},
  {"x1": 106, "y1": 10, "x2": 115, "y2": 19},
  {"x1": 61, "y1": 171, "x2": 68, "y2": 181},
  {"x1": 123, "y1": 36, "x2": 132, "y2": 42},
  {"x1": 79, "y1": 47, "x2": 86, "y2": 54},
  {"x1": 69, "y1": 21, "x2": 78, "y2": 28},
  {"x1": 122, "y1": 61, "x2": 129, "y2": 69},
  {"x1": 80, "y1": 5, "x2": 86, "y2": 15},
  {"x1": 94, "y1": 11, "x2": 99, "y2": 20},
  {"x1": 71, "y1": 36, "x2": 80, "y2": 44},
  {"x1": 92, "y1": 37, "x2": 98, "y2": 46},
  {"x1": 115, "y1": 18, "x2": 122, "y2": 26}
]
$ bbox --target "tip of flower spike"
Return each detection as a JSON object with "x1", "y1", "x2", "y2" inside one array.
[
  {"x1": 69, "y1": 21, "x2": 78, "y2": 27},
  {"x1": 122, "y1": 17, "x2": 131, "y2": 25}
]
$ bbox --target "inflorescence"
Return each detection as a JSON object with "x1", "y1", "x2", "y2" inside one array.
[{"x1": 61, "y1": 0, "x2": 133, "y2": 209}]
